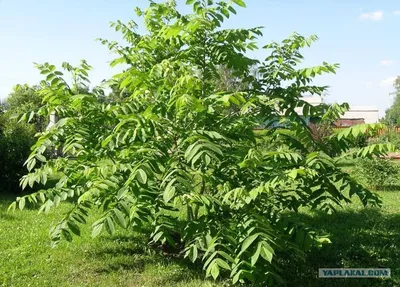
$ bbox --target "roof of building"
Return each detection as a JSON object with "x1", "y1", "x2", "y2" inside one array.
[
  {"x1": 338, "y1": 118, "x2": 365, "y2": 120},
  {"x1": 301, "y1": 95, "x2": 323, "y2": 106},
  {"x1": 347, "y1": 106, "x2": 379, "y2": 112}
]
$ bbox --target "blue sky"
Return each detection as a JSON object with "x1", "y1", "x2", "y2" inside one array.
[{"x1": 0, "y1": 0, "x2": 399, "y2": 117}]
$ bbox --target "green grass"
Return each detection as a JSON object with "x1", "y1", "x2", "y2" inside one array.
[
  {"x1": 1, "y1": 188, "x2": 399, "y2": 286},
  {"x1": 283, "y1": 191, "x2": 400, "y2": 286},
  {"x1": 0, "y1": 195, "x2": 223, "y2": 287}
]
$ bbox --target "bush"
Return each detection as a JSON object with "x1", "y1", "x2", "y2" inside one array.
[
  {"x1": 310, "y1": 122, "x2": 367, "y2": 157},
  {"x1": 379, "y1": 129, "x2": 400, "y2": 150},
  {"x1": 356, "y1": 158, "x2": 399, "y2": 190},
  {"x1": 348, "y1": 133, "x2": 368, "y2": 148},
  {"x1": 0, "y1": 114, "x2": 36, "y2": 193}
]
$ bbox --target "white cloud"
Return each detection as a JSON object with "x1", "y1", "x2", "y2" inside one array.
[
  {"x1": 380, "y1": 76, "x2": 397, "y2": 87},
  {"x1": 359, "y1": 10, "x2": 383, "y2": 21},
  {"x1": 393, "y1": 10, "x2": 400, "y2": 15},
  {"x1": 380, "y1": 59, "x2": 396, "y2": 66}
]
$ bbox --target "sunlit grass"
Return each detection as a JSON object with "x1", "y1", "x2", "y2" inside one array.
[
  {"x1": 283, "y1": 190, "x2": 400, "y2": 286},
  {"x1": 0, "y1": 195, "x2": 223, "y2": 287}
]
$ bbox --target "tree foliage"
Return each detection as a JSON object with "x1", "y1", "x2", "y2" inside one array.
[
  {"x1": 5, "y1": 84, "x2": 46, "y2": 131},
  {"x1": 356, "y1": 158, "x2": 399, "y2": 190},
  {"x1": 10, "y1": 0, "x2": 394, "y2": 285},
  {"x1": 0, "y1": 84, "x2": 44, "y2": 193},
  {"x1": 385, "y1": 76, "x2": 400, "y2": 124},
  {"x1": 0, "y1": 116, "x2": 37, "y2": 193}
]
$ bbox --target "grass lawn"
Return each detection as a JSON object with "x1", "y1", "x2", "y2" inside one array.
[
  {"x1": 284, "y1": 190, "x2": 400, "y2": 287},
  {"x1": 1, "y1": 189, "x2": 399, "y2": 286},
  {"x1": 0, "y1": 195, "x2": 223, "y2": 287}
]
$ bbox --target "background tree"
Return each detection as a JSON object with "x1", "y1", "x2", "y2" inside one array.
[
  {"x1": 11, "y1": 0, "x2": 394, "y2": 285},
  {"x1": 6, "y1": 84, "x2": 46, "y2": 131},
  {"x1": 0, "y1": 84, "x2": 43, "y2": 192},
  {"x1": 384, "y1": 76, "x2": 400, "y2": 125}
]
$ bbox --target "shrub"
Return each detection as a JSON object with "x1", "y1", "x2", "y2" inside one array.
[
  {"x1": 378, "y1": 128, "x2": 400, "y2": 150},
  {"x1": 310, "y1": 121, "x2": 368, "y2": 157},
  {"x1": 356, "y1": 158, "x2": 399, "y2": 190},
  {"x1": 349, "y1": 133, "x2": 368, "y2": 148},
  {"x1": 0, "y1": 114, "x2": 36, "y2": 193}
]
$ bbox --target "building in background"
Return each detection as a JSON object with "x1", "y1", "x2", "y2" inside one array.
[
  {"x1": 299, "y1": 96, "x2": 379, "y2": 127},
  {"x1": 335, "y1": 106, "x2": 379, "y2": 126}
]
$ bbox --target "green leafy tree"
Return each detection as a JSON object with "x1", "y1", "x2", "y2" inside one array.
[
  {"x1": 385, "y1": 76, "x2": 400, "y2": 125},
  {"x1": 11, "y1": 0, "x2": 394, "y2": 285},
  {"x1": 0, "y1": 114, "x2": 36, "y2": 192},
  {"x1": 5, "y1": 84, "x2": 46, "y2": 131},
  {"x1": 357, "y1": 158, "x2": 399, "y2": 190},
  {"x1": 6, "y1": 85, "x2": 42, "y2": 112},
  {"x1": 0, "y1": 84, "x2": 45, "y2": 192}
]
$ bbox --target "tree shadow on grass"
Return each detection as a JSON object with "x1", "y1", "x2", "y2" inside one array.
[
  {"x1": 0, "y1": 212, "x2": 17, "y2": 221},
  {"x1": 90, "y1": 233, "x2": 217, "y2": 286},
  {"x1": 282, "y1": 208, "x2": 400, "y2": 287},
  {"x1": 0, "y1": 192, "x2": 41, "y2": 211},
  {"x1": 0, "y1": 194, "x2": 19, "y2": 220}
]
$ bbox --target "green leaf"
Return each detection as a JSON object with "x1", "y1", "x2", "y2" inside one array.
[
  {"x1": 209, "y1": 261, "x2": 220, "y2": 280},
  {"x1": 27, "y1": 111, "x2": 35, "y2": 123},
  {"x1": 7, "y1": 202, "x2": 16, "y2": 212},
  {"x1": 185, "y1": 143, "x2": 202, "y2": 162},
  {"x1": 163, "y1": 185, "x2": 176, "y2": 203},
  {"x1": 27, "y1": 158, "x2": 36, "y2": 171},
  {"x1": 221, "y1": 8, "x2": 229, "y2": 18},
  {"x1": 67, "y1": 220, "x2": 81, "y2": 236},
  {"x1": 18, "y1": 197, "x2": 26, "y2": 210},
  {"x1": 215, "y1": 258, "x2": 230, "y2": 270},
  {"x1": 92, "y1": 220, "x2": 104, "y2": 238},
  {"x1": 288, "y1": 169, "x2": 298, "y2": 179},
  {"x1": 228, "y1": 5, "x2": 237, "y2": 14},
  {"x1": 251, "y1": 242, "x2": 261, "y2": 266},
  {"x1": 241, "y1": 233, "x2": 259, "y2": 253},
  {"x1": 188, "y1": 244, "x2": 198, "y2": 263},
  {"x1": 44, "y1": 200, "x2": 53, "y2": 214},
  {"x1": 114, "y1": 208, "x2": 127, "y2": 228},
  {"x1": 104, "y1": 217, "x2": 115, "y2": 235},
  {"x1": 72, "y1": 214, "x2": 86, "y2": 224},
  {"x1": 191, "y1": 150, "x2": 205, "y2": 165},
  {"x1": 217, "y1": 251, "x2": 235, "y2": 263},
  {"x1": 203, "y1": 143, "x2": 223, "y2": 156},
  {"x1": 120, "y1": 77, "x2": 131, "y2": 89},
  {"x1": 204, "y1": 154, "x2": 211, "y2": 166},
  {"x1": 136, "y1": 169, "x2": 148, "y2": 184},
  {"x1": 53, "y1": 195, "x2": 60, "y2": 207},
  {"x1": 61, "y1": 229, "x2": 72, "y2": 242},
  {"x1": 152, "y1": 231, "x2": 163, "y2": 243},
  {"x1": 39, "y1": 193, "x2": 46, "y2": 203},
  {"x1": 260, "y1": 242, "x2": 274, "y2": 263},
  {"x1": 60, "y1": 192, "x2": 68, "y2": 201},
  {"x1": 232, "y1": 270, "x2": 243, "y2": 284},
  {"x1": 232, "y1": 0, "x2": 246, "y2": 7}
]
